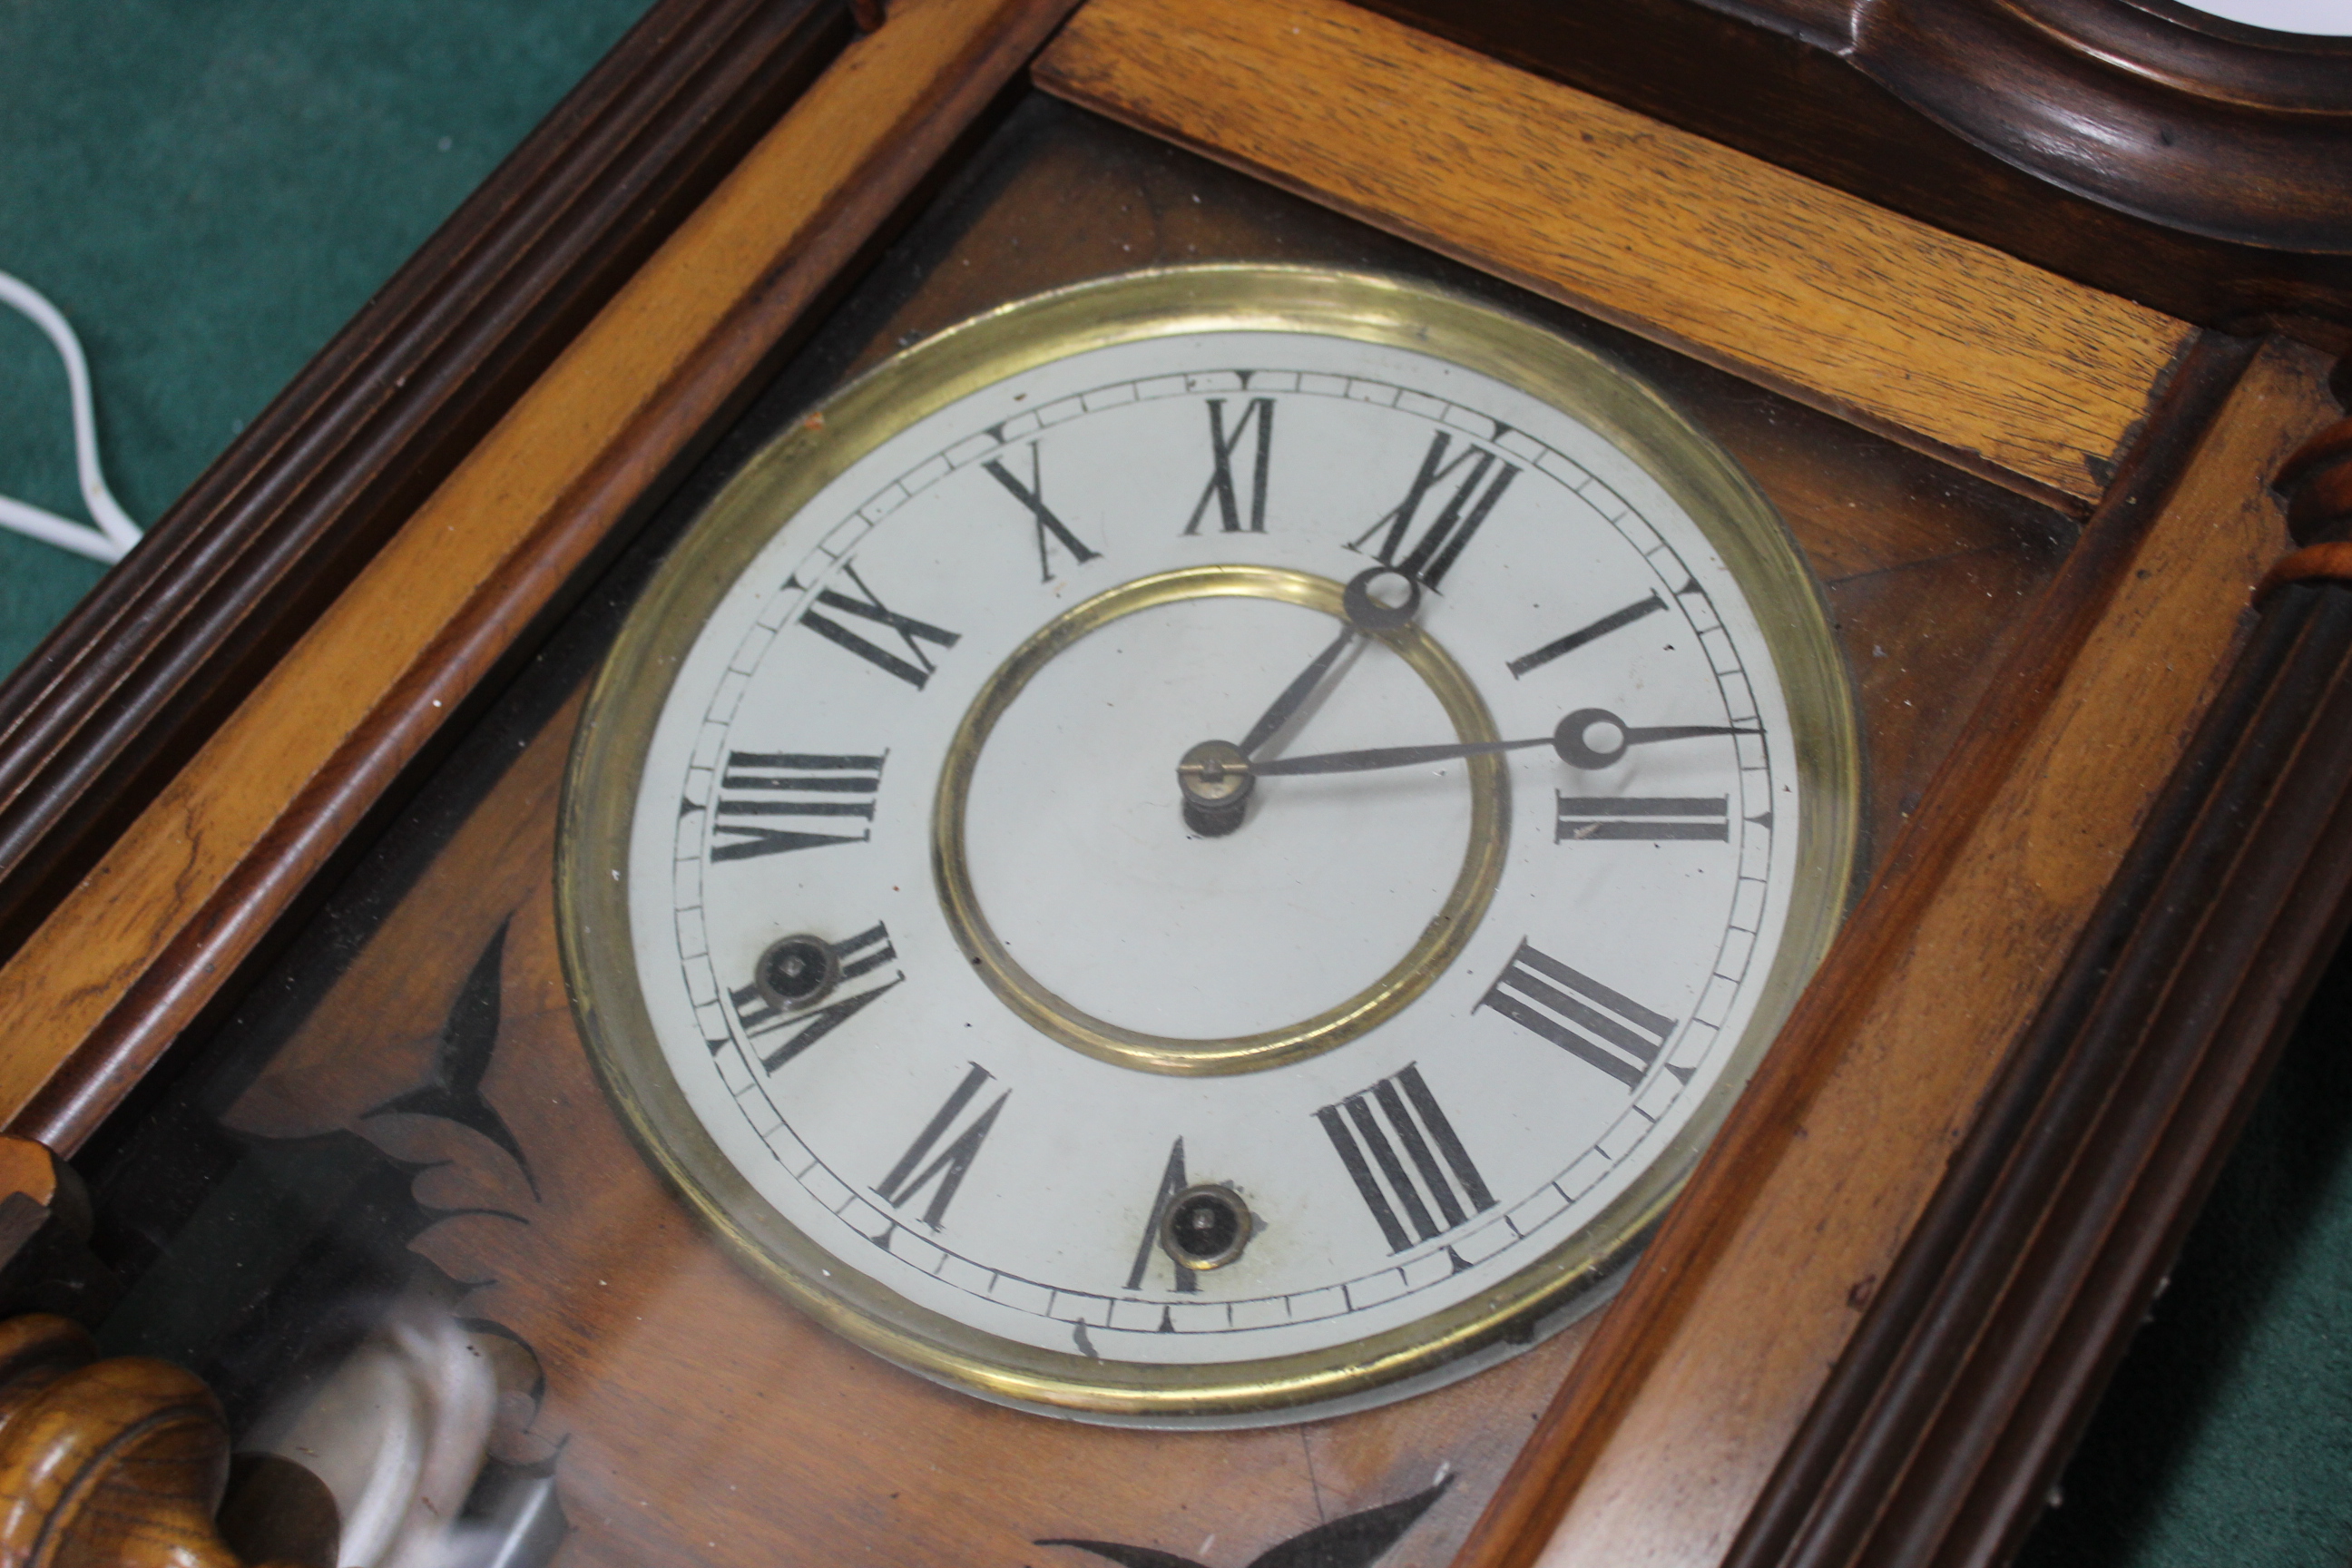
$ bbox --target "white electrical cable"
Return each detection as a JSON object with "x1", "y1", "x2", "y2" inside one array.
[{"x1": 0, "y1": 270, "x2": 142, "y2": 565}]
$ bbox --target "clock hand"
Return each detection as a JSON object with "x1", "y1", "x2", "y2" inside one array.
[
  {"x1": 1235, "y1": 566, "x2": 1423, "y2": 759},
  {"x1": 1250, "y1": 707, "x2": 1761, "y2": 777},
  {"x1": 1180, "y1": 567, "x2": 1424, "y2": 836}
]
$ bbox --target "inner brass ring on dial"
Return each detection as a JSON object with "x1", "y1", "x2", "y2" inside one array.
[{"x1": 932, "y1": 564, "x2": 1508, "y2": 1076}]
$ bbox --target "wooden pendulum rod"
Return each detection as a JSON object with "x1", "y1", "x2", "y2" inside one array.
[{"x1": 1723, "y1": 348, "x2": 2352, "y2": 1568}]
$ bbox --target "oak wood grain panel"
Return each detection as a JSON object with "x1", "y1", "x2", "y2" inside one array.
[
  {"x1": 1455, "y1": 337, "x2": 2335, "y2": 1568},
  {"x1": 1032, "y1": 0, "x2": 2195, "y2": 510},
  {"x1": 0, "y1": 0, "x2": 851, "y2": 961},
  {"x1": 0, "y1": 0, "x2": 1083, "y2": 1152}
]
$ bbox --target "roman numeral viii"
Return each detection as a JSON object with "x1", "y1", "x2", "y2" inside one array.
[
  {"x1": 1183, "y1": 397, "x2": 1274, "y2": 535},
  {"x1": 1349, "y1": 430, "x2": 1519, "y2": 590},
  {"x1": 876, "y1": 1063, "x2": 1008, "y2": 1231},
  {"x1": 726, "y1": 924, "x2": 900, "y2": 1073},
  {"x1": 799, "y1": 561, "x2": 961, "y2": 689},
  {"x1": 1555, "y1": 795, "x2": 1730, "y2": 842},
  {"x1": 708, "y1": 751, "x2": 882, "y2": 862},
  {"x1": 1317, "y1": 1063, "x2": 1494, "y2": 1254},
  {"x1": 1477, "y1": 940, "x2": 1676, "y2": 1089}
]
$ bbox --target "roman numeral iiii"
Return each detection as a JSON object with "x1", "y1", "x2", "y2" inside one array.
[{"x1": 1317, "y1": 1063, "x2": 1494, "y2": 1253}]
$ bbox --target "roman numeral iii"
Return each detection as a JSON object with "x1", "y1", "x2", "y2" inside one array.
[
  {"x1": 1477, "y1": 940, "x2": 1676, "y2": 1089},
  {"x1": 876, "y1": 1063, "x2": 1008, "y2": 1231},
  {"x1": 726, "y1": 924, "x2": 900, "y2": 1073},
  {"x1": 708, "y1": 751, "x2": 882, "y2": 862},
  {"x1": 1555, "y1": 795, "x2": 1730, "y2": 842},
  {"x1": 1183, "y1": 397, "x2": 1275, "y2": 535},
  {"x1": 1349, "y1": 430, "x2": 1519, "y2": 589},
  {"x1": 1317, "y1": 1063, "x2": 1494, "y2": 1254},
  {"x1": 799, "y1": 561, "x2": 962, "y2": 689}
]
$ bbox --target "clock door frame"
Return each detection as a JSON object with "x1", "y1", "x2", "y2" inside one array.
[{"x1": 0, "y1": 2, "x2": 2345, "y2": 1566}]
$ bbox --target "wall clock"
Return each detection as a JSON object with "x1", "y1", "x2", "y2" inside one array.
[
  {"x1": 558, "y1": 264, "x2": 1857, "y2": 1423},
  {"x1": 0, "y1": 0, "x2": 2343, "y2": 1566}
]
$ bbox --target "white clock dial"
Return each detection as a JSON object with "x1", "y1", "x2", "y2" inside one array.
[{"x1": 560, "y1": 268, "x2": 1858, "y2": 1425}]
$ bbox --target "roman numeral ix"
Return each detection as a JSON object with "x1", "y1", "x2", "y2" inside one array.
[
  {"x1": 1477, "y1": 940, "x2": 1677, "y2": 1089},
  {"x1": 708, "y1": 751, "x2": 883, "y2": 862},
  {"x1": 876, "y1": 1063, "x2": 1008, "y2": 1231},
  {"x1": 1183, "y1": 397, "x2": 1275, "y2": 535},
  {"x1": 984, "y1": 443, "x2": 1099, "y2": 583},
  {"x1": 1556, "y1": 794, "x2": 1730, "y2": 842},
  {"x1": 727, "y1": 924, "x2": 900, "y2": 1073},
  {"x1": 1317, "y1": 1063, "x2": 1494, "y2": 1254},
  {"x1": 799, "y1": 561, "x2": 962, "y2": 689},
  {"x1": 1348, "y1": 430, "x2": 1519, "y2": 590}
]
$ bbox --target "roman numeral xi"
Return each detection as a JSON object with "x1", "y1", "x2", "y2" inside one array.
[
  {"x1": 1318, "y1": 1063, "x2": 1495, "y2": 1254},
  {"x1": 1183, "y1": 397, "x2": 1274, "y2": 535},
  {"x1": 1477, "y1": 940, "x2": 1677, "y2": 1089}
]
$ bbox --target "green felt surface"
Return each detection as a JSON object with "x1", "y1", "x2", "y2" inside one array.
[
  {"x1": 3, "y1": 4, "x2": 2350, "y2": 1562},
  {"x1": 0, "y1": 0, "x2": 649, "y2": 674}
]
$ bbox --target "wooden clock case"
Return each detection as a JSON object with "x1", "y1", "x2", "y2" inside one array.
[{"x1": 0, "y1": 0, "x2": 2346, "y2": 1565}]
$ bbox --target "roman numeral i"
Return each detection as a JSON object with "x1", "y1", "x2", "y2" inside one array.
[
  {"x1": 1477, "y1": 940, "x2": 1677, "y2": 1089},
  {"x1": 1317, "y1": 1063, "x2": 1494, "y2": 1254},
  {"x1": 1349, "y1": 430, "x2": 1519, "y2": 590}
]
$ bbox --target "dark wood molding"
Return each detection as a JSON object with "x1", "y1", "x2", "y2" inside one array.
[
  {"x1": 1346, "y1": 0, "x2": 2352, "y2": 339},
  {"x1": 1720, "y1": 348, "x2": 2352, "y2": 1568},
  {"x1": 0, "y1": 0, "x2": 855, "y2": 962}
]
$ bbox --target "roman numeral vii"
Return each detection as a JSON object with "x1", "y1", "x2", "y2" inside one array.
[{"x1": 876, "y1": 1063, "x2": 1007, "y2": 1231}]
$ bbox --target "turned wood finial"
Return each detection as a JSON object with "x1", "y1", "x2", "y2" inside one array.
[{"x1": 0, "y1": 1314, "x2": 318, "y2": 1568}]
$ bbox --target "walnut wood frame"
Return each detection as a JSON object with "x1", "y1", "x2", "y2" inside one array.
[{"x1": 0, "y1": 2, "x2": 2344, "y2": 1564}]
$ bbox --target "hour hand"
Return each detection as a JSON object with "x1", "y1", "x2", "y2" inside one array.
[{"x1": 1181, "y1": 567, "x2": 1425, "y2": 836}]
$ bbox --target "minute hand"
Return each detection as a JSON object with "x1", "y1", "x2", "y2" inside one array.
[{"x1": 1250, "y1": 707, "x2": 1760, "y2": 776}]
